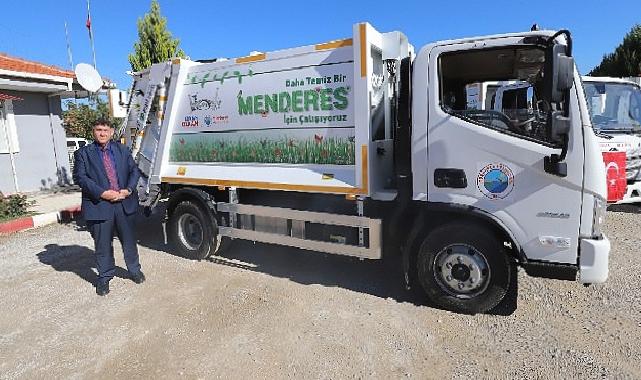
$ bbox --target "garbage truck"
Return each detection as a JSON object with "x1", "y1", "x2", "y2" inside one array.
[
  {"x1": 583, "y1": 76, "x2": 641, "y2": 204},
  {"x1": 117, "y1": 22, "x2": 610, "y2": 314}
]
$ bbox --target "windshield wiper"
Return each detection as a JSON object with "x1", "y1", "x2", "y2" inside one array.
[
  {"x1": 594, "y1": 129, "x2": 613, "y2": 139},
  {"x1": 598, "y1": 125, "x2": 641, "y2": 134},
  {"x1": 616, "y1": 129, "x2": 640, "y2": 135}
]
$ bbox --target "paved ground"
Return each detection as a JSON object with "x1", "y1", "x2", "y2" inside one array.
[
  {"x1": 1, "y1": 209, "x2": 640, "y2": 379},
  {"x1": 27, "y1": 189, "x2": 81, "y2": 214}
]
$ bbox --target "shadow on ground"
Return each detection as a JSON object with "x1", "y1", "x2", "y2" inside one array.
[
  {"x1": 37, "y1": 244, "x2": 130, "y2": 285},
  {"x1": 135, "y1": 208, "x2": 516, "y2": 316}
]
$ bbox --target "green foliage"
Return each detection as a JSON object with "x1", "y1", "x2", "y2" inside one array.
[
  {"x1": 169, "y1": 135, "x2": 356, "y2": 165},
  {"x1": 62, "y1": 97, "x2": 118, "y2": 140},
  {"x1": 0, "y1": 193, "x2": 32, "y2": 222},
  {"x1": 590, "y1": 25, "x2": 641, "y2": 76},
  {"x1": 128, "y1": 0, "x2": 186, "y2": 72}
]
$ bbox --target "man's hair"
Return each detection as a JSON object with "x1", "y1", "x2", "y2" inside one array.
[{"x1": 93, "y1": 118, "x2": 113, "y2": 128}]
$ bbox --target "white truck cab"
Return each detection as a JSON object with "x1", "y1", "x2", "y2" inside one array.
[
  {"x1": 119, "y1": 24, "x2": 610, "y2": 314},
  {"x1": 583, "y1": 76, "x2": 641, "y2": 203},
  {"x1": 412, "y1": 30, "x2": 609, "y2": 284}
]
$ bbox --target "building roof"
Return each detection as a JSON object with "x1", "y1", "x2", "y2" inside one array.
[
  {"x1": 0, "y1": 53, "x2": 75, "y2": 79},
  {"x1": 0, "y1": 93, "x2": 23, "y2": 101}
]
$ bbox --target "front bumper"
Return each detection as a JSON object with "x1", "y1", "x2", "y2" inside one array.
[
  {"x1": 579, "y1": 235, "x2": 610, "y2": 283},
  {"x1": 615, "y1": 180, "x2": 641, "y2": 204}
]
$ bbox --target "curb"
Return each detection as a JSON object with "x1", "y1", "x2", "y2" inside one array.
[{"x1": 0, "y1": 205, "x2": 81, "y2": 235}]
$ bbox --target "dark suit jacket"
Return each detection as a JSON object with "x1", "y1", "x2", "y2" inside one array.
[{"x1": 73, "y1": 141, "x2": 141, "y2": 221}]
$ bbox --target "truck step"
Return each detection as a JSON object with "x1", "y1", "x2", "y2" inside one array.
[
  {"x1": 216, "y1": 202, "x2": 381, "y2": 259},
  {"x1": 218, "y1": 227, "x2": 381, "y2": 259}
]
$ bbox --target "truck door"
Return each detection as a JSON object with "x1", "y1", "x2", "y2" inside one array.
[{"x1": 424, "y1": 38, "x2": 585, "y2": 265}]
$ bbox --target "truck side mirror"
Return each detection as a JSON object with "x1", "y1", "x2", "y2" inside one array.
[
  {"x1": 549, "y1": 110, "x2": 571, "y2": 143},
  {"x1": 549, "y1": 44, "x2": 574, "y2": 103},
  {"x1": 544, "y1": 109, "x2": 571, "y2": 177},
  {"x1": 543, "y1": 33, "x2": 574, "y2": 177}
]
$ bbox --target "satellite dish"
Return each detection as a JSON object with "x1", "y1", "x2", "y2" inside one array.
[{"x1": 75, "y1": 63, "x2": 103, "y2": 93}]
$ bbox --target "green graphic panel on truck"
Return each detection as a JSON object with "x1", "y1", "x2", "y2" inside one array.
[{"x1": 170, "y1": 131, "x2": 355, "y2": 165}]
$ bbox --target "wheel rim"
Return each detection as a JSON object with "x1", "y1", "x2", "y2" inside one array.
[
  {"x1": 177, "y1": 213, "x2": 204, "y2": 251},
  {"x1": 433, "y1": 243, "x2": 490, "y2": 298}
]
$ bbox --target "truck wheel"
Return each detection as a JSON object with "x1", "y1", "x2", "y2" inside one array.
[
  {"x1": 168, "y1": 201, "x2": 218, "y2": 260},
  {"x1": 416, "y1": 223, "x2": 512, "y2": 314}
]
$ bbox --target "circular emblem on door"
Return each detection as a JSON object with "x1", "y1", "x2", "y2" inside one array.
[{"x1": 477, "y1": 163, "x2": 514, "y2": 199}]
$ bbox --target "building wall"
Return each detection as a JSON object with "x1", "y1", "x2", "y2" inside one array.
[{"x1": 0, "y1": 89, "x2": 71, "y2": 194}]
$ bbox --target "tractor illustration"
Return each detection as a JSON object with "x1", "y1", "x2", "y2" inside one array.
[{"x1": 188, "y1": 89, "x2": 222, "y2": 111}]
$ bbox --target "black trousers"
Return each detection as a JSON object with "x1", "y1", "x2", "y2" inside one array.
[{"x1": 87, "y1": 203, "x2": 141, "y2": 285}]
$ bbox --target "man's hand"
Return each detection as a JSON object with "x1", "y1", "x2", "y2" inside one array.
[
  {"x1": 100, "y1": 190, "x2": 123, "y2": 202},
  {"x1": 119, "y1": 189, "x2": 131, "y2": 199}
]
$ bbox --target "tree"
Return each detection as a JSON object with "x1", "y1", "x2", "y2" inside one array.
[
  {"x1": 590, "y1": 25, "x2": 641, "y2": 76},
  {"x1": 128, "y1": 0, "x2": 186, "y2": 72},
  {"x1": 62, "y1": 98, "x2": 118, "y2": 140}
]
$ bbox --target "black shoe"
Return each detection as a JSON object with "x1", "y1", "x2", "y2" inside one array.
[
  {"x1": 131, "y1": 271, "x2": 146, "y2": 284},
  {"x1": 96, "y1": 282, "x2": 110, "y2": 296}
]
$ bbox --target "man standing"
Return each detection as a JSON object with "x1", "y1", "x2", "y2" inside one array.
[{"x1": 73, "y1": 119, "x2": 145, "y2": 296}]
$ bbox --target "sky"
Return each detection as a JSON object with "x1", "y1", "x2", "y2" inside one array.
[{"x1": 0, "y1": 0, "x2": 639, "y2": 89}]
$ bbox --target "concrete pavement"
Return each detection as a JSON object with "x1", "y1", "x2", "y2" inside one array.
[{"x1": 0, "y1": 190, "x2": 81, "y2": 234}]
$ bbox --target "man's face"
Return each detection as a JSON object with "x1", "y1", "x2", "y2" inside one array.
[{"x1": 93, "y1": 124, "x2": 114, "y2": 146}]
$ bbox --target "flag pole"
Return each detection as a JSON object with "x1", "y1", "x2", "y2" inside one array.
[
  {"x1": 86, "y1": 0, "x2": 98, "y2": 105},
  {"x1": 86, "y1": 0, "x2": 97, "y2": 70}
]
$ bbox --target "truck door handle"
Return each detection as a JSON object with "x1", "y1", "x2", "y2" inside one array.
[{"x1": 434, "y1": 168, "x2": 467, "y2": 188}]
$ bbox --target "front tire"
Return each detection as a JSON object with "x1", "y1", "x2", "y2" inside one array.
[
  {"x1": 168, "y1": 200, "x2": 218, "y2": 260},
  {"x1": 416, "y1": 223, "x2": 513, "y2": 314}
]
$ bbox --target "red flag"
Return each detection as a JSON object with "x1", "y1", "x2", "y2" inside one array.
[
  {"x1": 86, "y1": 14, "x2": 91, "y2": 31},
  {"x1": 602, "y1": 151, "x2": 627, "y2": 203}
]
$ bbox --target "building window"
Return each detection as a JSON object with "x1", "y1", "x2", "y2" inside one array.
[{"x1": 0, "y1": 100, "x2": 20, "y2": 154}]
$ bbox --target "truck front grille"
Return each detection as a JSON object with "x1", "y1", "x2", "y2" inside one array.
[{"x1": 626, "y1": 154, "x2": 641, "y2": 180}]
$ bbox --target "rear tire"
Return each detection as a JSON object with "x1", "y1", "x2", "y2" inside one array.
[
  {"x1": 416, "y1": 223, "x2": 512, "y2": 314},
  {"x1": 168, "y1": 200, "x2": 218, "y2": 260}
]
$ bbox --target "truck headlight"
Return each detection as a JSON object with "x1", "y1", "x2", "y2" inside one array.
[{"x1": 592, "y1": 195, "x2": 607, "y2": 238}]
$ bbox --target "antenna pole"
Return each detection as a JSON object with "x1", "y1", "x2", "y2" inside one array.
[
  {"x1": 64, "y1": 21, "x2": 74, "y2": 70},
  {"x1": 64, "y1": 21, "x2": 78, "y2": 105}
]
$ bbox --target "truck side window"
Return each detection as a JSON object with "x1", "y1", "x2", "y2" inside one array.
[{"x1": 439, "y1": 47, "x2": 554, "y2": 145}]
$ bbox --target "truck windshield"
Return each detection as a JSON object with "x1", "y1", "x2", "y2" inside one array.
[{"x1": 584, "y1": 82, "x2": 641, "y2": 133}]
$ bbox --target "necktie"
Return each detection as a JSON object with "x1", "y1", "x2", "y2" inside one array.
[{"x1": 101, "y1": 148, "x2": 120, "y2": 191}]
